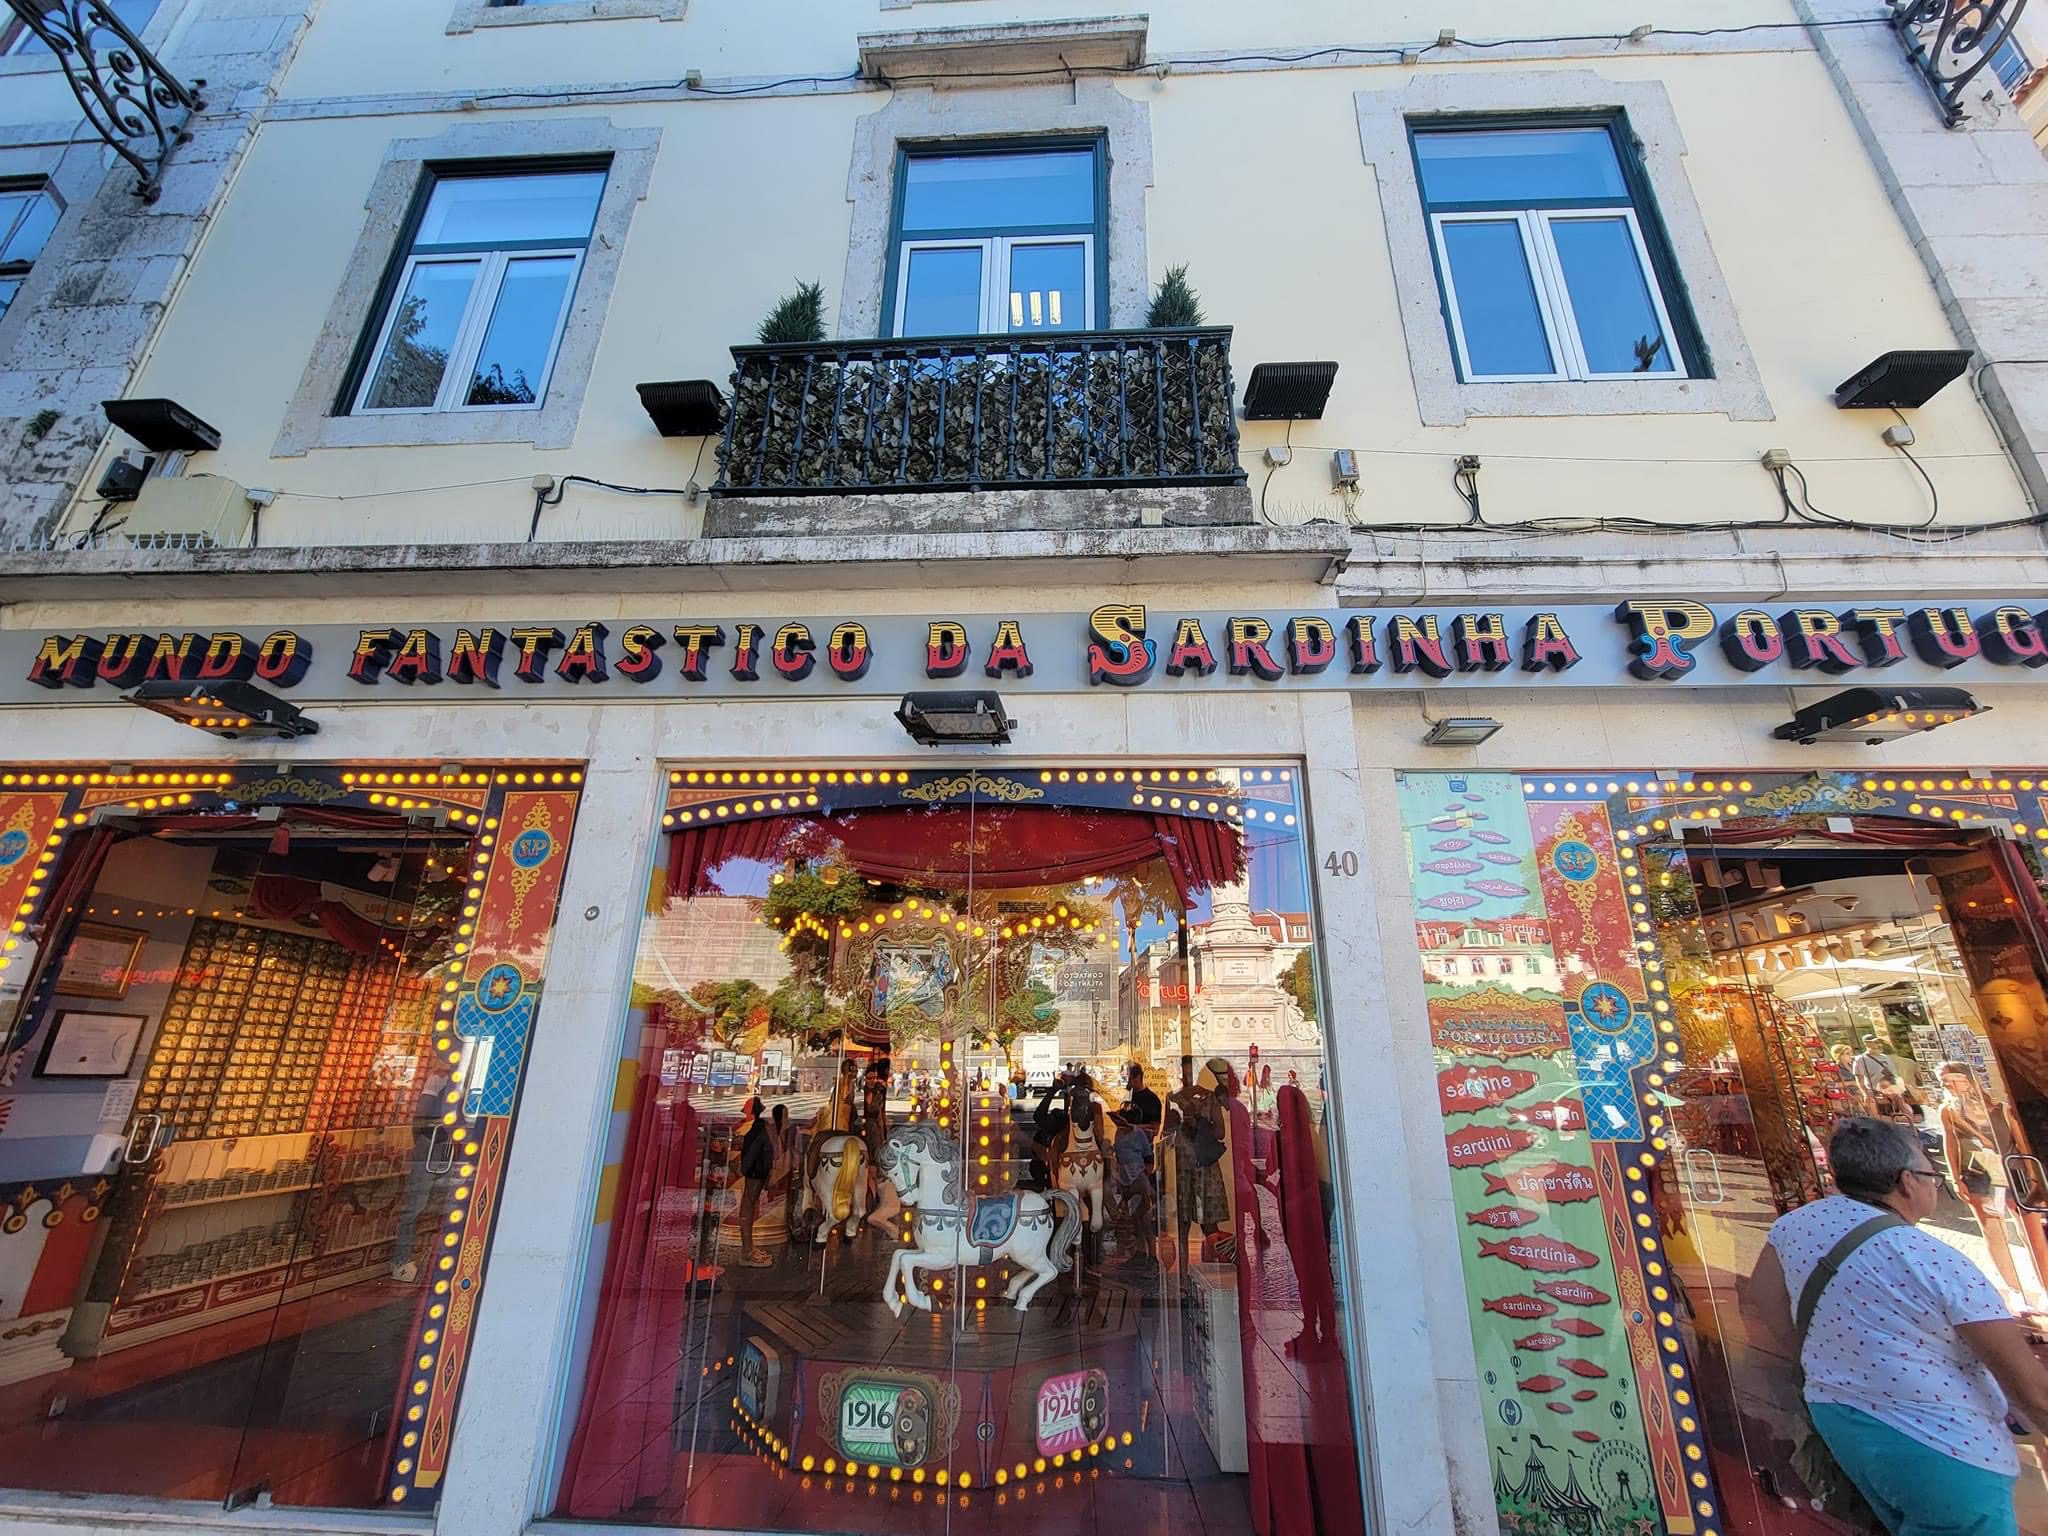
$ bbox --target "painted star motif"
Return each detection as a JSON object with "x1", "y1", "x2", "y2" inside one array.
[
  {"x1": 1589, "y1": 991, "x2": 1623, "y2": 1022},
  {"x1": 485, "y1": 973, "x2": 516, "y2": 1003}
]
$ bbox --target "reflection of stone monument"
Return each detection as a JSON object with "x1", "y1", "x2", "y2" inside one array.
[{"x1": 1190, "y1": 883, "x2": 1317, "y2": 1058}]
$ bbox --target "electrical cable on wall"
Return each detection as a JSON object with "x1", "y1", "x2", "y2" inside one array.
[{"x1": 463, "y1": 14, "x2": 1900, "y2": 109}]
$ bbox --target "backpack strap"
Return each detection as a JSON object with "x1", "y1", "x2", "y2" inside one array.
[{"x1": 1794, "y1": 1212, "x2": 1906, "y2": 1350}]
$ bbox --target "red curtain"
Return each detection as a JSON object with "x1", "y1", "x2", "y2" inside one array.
[
  {"x1": 666, "y1": 819, "x2": 784, "y2": 898},
  {"x1": 1698, "y1": 818, "x2": 1968, "y2": 850},
  {"x1": 246, "y1": 872, "x2": 390, "y2": 956},
  {"x1": 559, "y1": 1026, "x2": 703, "y2": 1518},
  {"x1": 730, "y1": 807, "x2": 1243, "y2": 904}
]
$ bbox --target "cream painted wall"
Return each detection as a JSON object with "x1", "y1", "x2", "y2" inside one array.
[
  {"x1": 274, "y1": 0, "x2": 1799, "y2": 101},
  {"x1": 80, "y1": 7, "x2": 2031, "y2": 547}
]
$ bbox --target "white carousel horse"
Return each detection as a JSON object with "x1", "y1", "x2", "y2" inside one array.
[
  {"x1": 798, "y1": 1132, "x2": 869, "y2": 1245},
  {"x1": 1055, "y1": 1084, "x2": 1108, "y2": 1234},
  {"x1": 876, "y1": 1123, "x2": 1081, "y2": 1315}
]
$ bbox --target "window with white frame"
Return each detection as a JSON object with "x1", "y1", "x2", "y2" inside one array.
[
  {"x1": 887, "y1": 144, "x2": 1102, "y2": 337},
  {"x1": 1414, "y1": 123, "x2": 1694, "y2": 383},
  {"x1": 351, "y1": 166, "x2": 606, "y2": 415},
  {"x1": 0, "y1": 184, "x2": 58, "y2": 318}
]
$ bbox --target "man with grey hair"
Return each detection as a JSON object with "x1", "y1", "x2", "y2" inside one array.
[{"x1": 1751, "y1": 1117, "x2": 2048, "y2": 1536}]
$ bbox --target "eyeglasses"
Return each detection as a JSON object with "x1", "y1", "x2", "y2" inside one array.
[{"x1": 1902, "y1": 1168, "x2": 1943, "y2": 1183}]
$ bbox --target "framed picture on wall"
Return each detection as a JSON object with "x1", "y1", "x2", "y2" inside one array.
[
  {"x1": 54, "y1": 921, "x2": 147, "y2": 1001},
  {"x1": 36, "y1": 1010, "x2": 147, "y2": 1078}
]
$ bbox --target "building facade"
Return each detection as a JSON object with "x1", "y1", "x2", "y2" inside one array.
[{"x1": 5, "y1": 3, "x2": 2048, "y2": 1536}]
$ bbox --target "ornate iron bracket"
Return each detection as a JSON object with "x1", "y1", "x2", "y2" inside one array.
[
  {"x1": 5, "y1": 1, "x2": 204, "y2": 200},
  {"x1": 1892, "y1": 0, "x2": 2029, "y2": 127}
]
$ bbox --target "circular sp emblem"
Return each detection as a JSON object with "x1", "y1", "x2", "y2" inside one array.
[
  {"x1": 0, "y1": 829, "x2": 29, "y2": 869},
  {"x1": 476, "y1": 962, "x2": 525, "y2": 1013},
  {"x1": 510, "y1": 828, "x2": 553, "y2": 869},
  {"x1": 1577, "y1": 981, "x2": 1633, "y2": 1035},
  {"x1": 1551, "y1": 839, "x2": 1597, "y2": 883}
]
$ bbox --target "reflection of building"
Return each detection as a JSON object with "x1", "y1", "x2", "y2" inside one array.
[
  {"x1": 1416, "y1": 917, "x2": 1558, "y2": 993},
  {"x1": 633, "y1": 896, "x2": 791, "y2": 995},
  {"x1": 1118, "y1": 884, "x2": 1317, "y2": 1061},
  {"x1": 1052, "y1": 956, "x2": 1121, "y2": 1063}
]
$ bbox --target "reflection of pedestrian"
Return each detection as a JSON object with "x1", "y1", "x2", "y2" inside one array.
[
  {"x1": 392, "y1": 1059, "x2": 454, "y2": 1283},
  {"x1": 1112, "y1": 1061, "x2": 1161, "y2": 1266},
  {"x1": 736, "y1": 1097, "x2": 772, "y2": 1265},
  {"x1": 1940, "y1": 1063, "x2": 2043, "y2": 1308},
  {"x1": 1751, "y1": 1118, "x2": 2048, "y2": 1536}
]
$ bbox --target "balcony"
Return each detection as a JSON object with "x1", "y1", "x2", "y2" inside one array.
[{"x1": 712, "y1": 327, "x2": 1245, "y2": 498}]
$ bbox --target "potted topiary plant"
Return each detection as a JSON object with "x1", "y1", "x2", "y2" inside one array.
[
  {"x1": 1146, "y1": 264, "x2": 1205, "y2": 328},
  {"x1": 756, "y1": 280, "x2": 827, "y2": 344}
]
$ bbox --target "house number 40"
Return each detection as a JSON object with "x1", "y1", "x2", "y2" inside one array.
[{"x1": 1323, "y1": 851, "x2": 1359, "y2": 877}]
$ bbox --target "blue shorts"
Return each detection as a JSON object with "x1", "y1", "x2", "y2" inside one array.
[{"x1": 1808, "y1": 1401, "x2": 2018, "y2": 1536}]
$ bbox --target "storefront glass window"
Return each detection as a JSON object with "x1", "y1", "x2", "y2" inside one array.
[
  {"x1": 1395, "y1": 769, "x2": 2048, "y2": 1536},
  {"x1": 0, "y1": 768, "x2": 582, "y2": 1513},
  {"x1": 553, "y1": 763, "x2": 1368, "y2": 1536}
]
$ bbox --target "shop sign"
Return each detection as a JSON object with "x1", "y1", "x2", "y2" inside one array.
[
  {"x1": 821, "y1": 1371, "x2": 957, "y2": 1470},
  {"x1": 16, "y1": 598, "x2": 2048, "y2": 704},
  {"x1": 738, "y1": 1336, "x2": 779, "y2": 1423},
  {"x1": 1034, "y1": 1367, "x2": 1108, "y2": 1457}
]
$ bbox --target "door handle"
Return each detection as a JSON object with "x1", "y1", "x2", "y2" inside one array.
[
  {"x1": 2006, "y1": 1154, "x2": 2048, "y2": 1212},
  {"x1": 424, "y1": 1125, "x2": 455, "y2": 1175},
  {"x1": 122, "y1": 1114, "x2": 162, "y2": 1166},
  {"x1": 1684, "y1": 1147, "x2": 1726, "y2": 1205}
]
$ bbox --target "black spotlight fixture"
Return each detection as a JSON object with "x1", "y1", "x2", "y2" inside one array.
[
  {"x1": 128, "y1": 680, "x2": 319, "y2": 740},
  {"x1": 1832, "y1": 350, "x2": 1971, "y2": 409},
  {"x1": 895, "y1": 690, "x2": 1015, "y2": 746},
  {"x1": 1771, "y1": 685, "x2": 1984, "y2": 746}
]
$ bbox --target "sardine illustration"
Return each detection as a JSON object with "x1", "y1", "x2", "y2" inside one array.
[
  {"x1": 1481, "y1": 1162, "x2": 1599, "y2": 1204},
  {"x1": 1558, "y1": 1357, "x2": 1609, "y2": 1379},
  {"x1": 1534, "y1": 1279, "x2": 1612, "y2": 1307},
  {"x1": 1481, "y1": 1294, "x2": 1558, "y2": 1320},
  {"x1": 1478, "y1": 851, "x2": 1524, "y2": 865},
  {"x1": 1446, "y1": 1125, "x2": 1538, "y2": 1167},
  {"x1": 1421, "y1": 857, "x2": 1485, "y2": 876},
  {"x1": 1431, "y1": 838, "x2": 1473, "y2": 851},
  {"x1": 1465, "y1": 878, "x2": 1531, "y2": 899},
  {"x1": 1478, "y1": 1235, "x2": 1600, "y2": 1273},
  {"x1": 1554, "y1": 1317, "x2": 1606, "y2": 1337},
  {"x1": 1468, "y1": 1204, "x2": 1544, "y2": 1230},
  {"x1": 1571, "y1": 1389, "x2": 1598, "y2": 1402},
  {"x1": 1439, "y1": 1064, "x2": 1540, "y2": 1115},
  {"x1": 1419, "y1": 892, "x2": 1484, "y2": 911},
  {"x1": 1515, "y1": 1332, "x2": 1566, "y2": 1351}
]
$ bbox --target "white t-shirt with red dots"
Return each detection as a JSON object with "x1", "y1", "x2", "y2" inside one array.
[{"x1": 1768, "y1": 1194, "x2": 2017, "y2": 1475}]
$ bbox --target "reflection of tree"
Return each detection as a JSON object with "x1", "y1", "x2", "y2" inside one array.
[
  {"x1": 675, "y1": 978, "x2": 771, "y2": 1053},
  {"x1": 367, "y1": 294, "x2": 449, "y2": 408},
  {"x1": 963, "y1": 975, "x2": 1058, "y2": 1071},
  {"x1": 1281, "y1": 950, "x2": 1319, "y2": 1022},
  {"x1": 768, "y1": 977, "x2": 854, "y2": 1052},
  {"x1": 467, "y1": 361, "x2": 537, "y2": 406}
]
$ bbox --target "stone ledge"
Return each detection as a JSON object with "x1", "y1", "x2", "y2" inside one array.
[
  {"x1": 703, "y1": 482, "x2": 1253, "y2": 538},
  {"x1": 0, "y1": 523, "x2": 1348, "y2": 601}
]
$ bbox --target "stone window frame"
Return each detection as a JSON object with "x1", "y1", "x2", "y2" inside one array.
[
  {"x1": 1356, "y1": 69, "x2": 1771, "y2": 424},
  {"x1": 273, "y1": 117, "x2": 658, "y2": 458},
  {"x1": 838, "y1": 79, "x2": 1152, "y2": 339},
  {"x1": 448, "y1": 0, "x2": 685, "y2": 34}
]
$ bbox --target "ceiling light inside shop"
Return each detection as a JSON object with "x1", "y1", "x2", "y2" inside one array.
[
  {"x1": 1421, "y1": 716, "x2": 1502, "y2": 747},
  {"x1": 1770, "y1": 686, "x2": 1984, "y2": 746},
  {"x1": 895, "y1": 690, "x2": 1016, "y2": 746},
  {"x1": 128, "y1": 680, "x2": 319, "y2": 741}
]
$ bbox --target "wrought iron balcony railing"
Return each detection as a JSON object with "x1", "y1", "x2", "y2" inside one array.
[{"x1": 713, "y1": 327, "x2": 1244, "y2": 498}]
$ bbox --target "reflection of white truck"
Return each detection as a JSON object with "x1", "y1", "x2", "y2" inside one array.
[{"x1": 1020, "y1": 1034, "x2": 1060, "y2": 1088}]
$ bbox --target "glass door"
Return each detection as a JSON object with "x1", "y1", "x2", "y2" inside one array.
[
  {"x1": 1652, "y1": 826, "x2": 2048, "y2": 1536},
  {"x1": 218, "y1": 813, "x2": 463, "y2": 1511}
]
